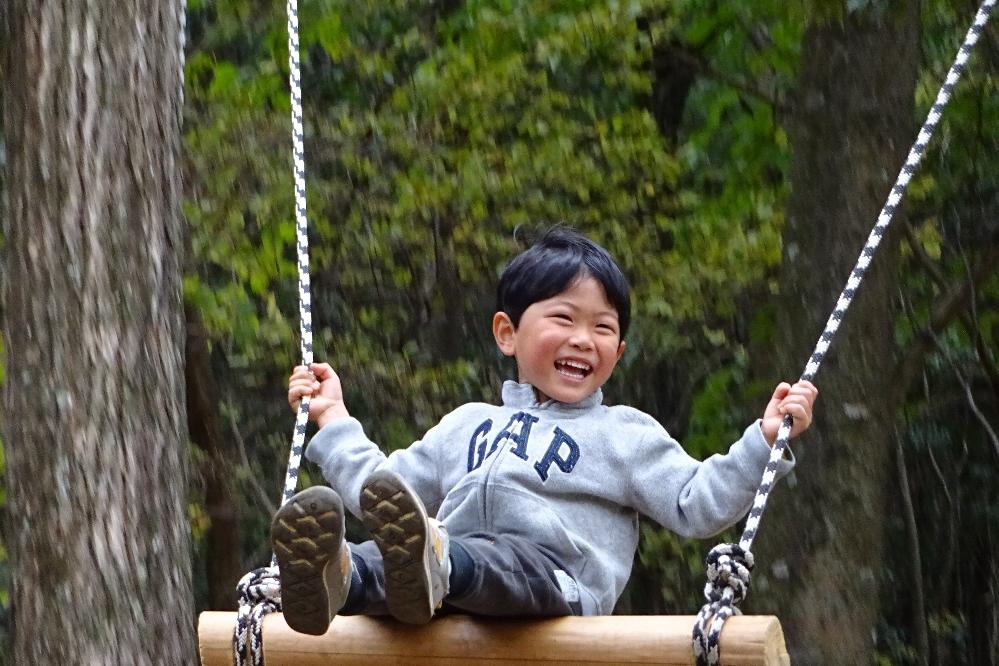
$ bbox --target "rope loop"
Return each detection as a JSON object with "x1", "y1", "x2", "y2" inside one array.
[
  {"x1": 692, "y1": 544, "x2": 753, "y2": 666},
  {"x1": 233, "y1": 566, "x2": 282, "y2": 666}
]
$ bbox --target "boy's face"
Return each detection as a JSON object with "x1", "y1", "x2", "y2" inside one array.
[{"x1": 493, "y1": 275, "x2": 626, "y2": 404}]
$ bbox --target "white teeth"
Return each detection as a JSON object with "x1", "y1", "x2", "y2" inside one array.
[{"x1": 557, "y1": 360, "x2": 591, "y2": 371}]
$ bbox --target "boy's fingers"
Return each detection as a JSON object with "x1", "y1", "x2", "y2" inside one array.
[
  {"x1": 771, "y1": 382, "x2": 791, "y2": 401},
  {"x1": 783, "y1": 387, "x2": 816, "y2": 406},
  {"x1": 778, "y1": 395, "x2": 808, "y2": 411},
  {"x1": 794, "y1": 380, "x2": 819, "y2": 399},
  {"x1": 784, "y1": 402, "x2": 809, "y2": 418},
  {"x1": 290, "y1": 380, "x2": 321, "y2": 397},
  {"x1": 781, "y1": 403, "x2": 813, "y2": 434},
  {"x1": 289, "y1": 375, "x2": 319, "y2": 391},
  {"x1": 309, "y1": 362, "x2": 335, "y2": 380},
  {"x1": 780, "y1": 396, "x2": 810, "y2": 413},
  {"x1": 290, "y1": 367, "x2": 313, "y2": 383}
]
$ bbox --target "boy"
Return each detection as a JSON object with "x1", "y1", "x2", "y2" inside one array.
[{"x1": 274, "y1": 227, "x2": 817, "y2": 635}]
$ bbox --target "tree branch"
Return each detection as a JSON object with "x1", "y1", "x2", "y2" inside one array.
[
  {"x1": 956, "y1": 242, "x2": 999, "y2": 396},
  {"x1": 228, "y1": 410, "x2": 279, "y2": 517},
  {"x1": 900, "y1": 219, "x2": 999, "y2": 394},
  {"x1": 895, "y1": 432, "x2": 930, "y2": 664},
  {"x1": 902, "y1": 220, "x2": 999, "y2": 395},
  {"x1": 894, "y1": 232, "x2": 999, "y2": 399},
  {"x1": 901, "y1": 218, "x2": 947, "y2": 286},
  {"x1": 670, "y1": 45, "x2": 785, "y2": 111},
  {"x1": 952, "y1": 363, "x2": 999, "y2": 460},
  {"x1": 897, "y1": 242, "x2": 999, "y2": 459},
  {"x1": 964, "y1": 313, "x2": 999, "y2": 395}
]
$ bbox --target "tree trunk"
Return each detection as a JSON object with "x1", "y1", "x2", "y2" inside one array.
[
  {"x1": 2, "y1": 2, "x2": 195, "y2": 663},
  {"x1": 752, "y1": 4, "x2": 919, "y2": 663}
]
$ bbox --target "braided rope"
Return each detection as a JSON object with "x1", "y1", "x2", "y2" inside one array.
[
  {"x1": 233, "y1": 566, "x2": 281, "y2": 666},
  {"x1": 178, "y1": 1, "x2": 187, "y2": 108},
  {"x1": 233, "y1": 0, "x2": 313, "y2": 664},
  {"x1": 693, "y1": 2, "x2": 996, "y2": 663}
]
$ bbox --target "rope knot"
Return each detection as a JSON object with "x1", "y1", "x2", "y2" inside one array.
[
  {"x1": 692, "y1": 543, "x2": 754, "y2": 666},
  {"x1": 236, "y1": 566, "x2": 282, "y2": 607},
  {"x1": 234, "y1": 566, "x2": 282, "y2": 666},
  {"x1": 704, "y1": 543, "x2": 754, "y2": 606}
]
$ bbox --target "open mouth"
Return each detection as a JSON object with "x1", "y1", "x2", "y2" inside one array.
[{"x1": 555, "y1": 359, "x2": 592, "y2": 380}]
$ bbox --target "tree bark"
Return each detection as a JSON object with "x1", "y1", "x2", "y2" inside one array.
[
  {"x1": 2, "y1": 2, "x2": 195, "y2": 663},
  {"x1": 752, "y1": 4, "x2": 919, "y2": 663}
]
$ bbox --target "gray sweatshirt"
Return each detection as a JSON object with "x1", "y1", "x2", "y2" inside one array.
[{"x1": 305, "y1": 380, "x2": 793, "y2": 615}]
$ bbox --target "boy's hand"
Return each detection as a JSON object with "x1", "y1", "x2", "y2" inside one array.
[
  {"x1": 761, "y1": 380, "x2": 818, "y2": 445},
  {"x1": 288, "y1": 362, "x2": 350, "y2": 428}
]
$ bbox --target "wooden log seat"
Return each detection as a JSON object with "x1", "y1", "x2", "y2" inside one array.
[{"x1": 200, "y1": 612, "x2": 789, "y2": 665}]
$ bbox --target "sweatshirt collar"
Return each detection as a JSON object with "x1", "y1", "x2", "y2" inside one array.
[{"x1": 501, "y1": 380, "x2": 604, "y2": 411}]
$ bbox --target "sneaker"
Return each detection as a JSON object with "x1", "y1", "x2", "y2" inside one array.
[
  {"x1": 271, "y1": 486, "x2": 353, "y2": 635},
  {"x1": 360, "y1": 469, "x2": 450, "y2": 624}
]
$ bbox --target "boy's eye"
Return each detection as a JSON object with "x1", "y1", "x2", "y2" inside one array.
[{"x1": 552, "y1": 313, "x2": 572, "y2": 322}]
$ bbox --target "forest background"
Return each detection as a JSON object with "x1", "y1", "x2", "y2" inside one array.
[{"x1": 1, "y1": 0, "x2": 998, "y2": 664}]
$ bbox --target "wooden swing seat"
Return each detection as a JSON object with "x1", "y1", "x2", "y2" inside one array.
[{"x1": 199, "y1": 611, "x2": 789, "y2": 665}]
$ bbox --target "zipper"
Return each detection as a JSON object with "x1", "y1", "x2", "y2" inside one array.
[{"x1": 480, "y1": 421, "x2": 514, "y2": 531}]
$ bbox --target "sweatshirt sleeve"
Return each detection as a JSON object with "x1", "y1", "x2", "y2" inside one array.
[
  {"x1": 303, "y1": 416, "x2": 450, "y2": 520},
  {"x1": 626, "y1": 419, "x2": 794, "y2": 539}
]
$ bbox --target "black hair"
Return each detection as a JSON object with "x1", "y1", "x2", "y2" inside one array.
[{"x1": 496, "y1": 227, "x2": 631, "y2": 338}]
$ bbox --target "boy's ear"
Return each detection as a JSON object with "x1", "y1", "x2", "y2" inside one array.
[
  {"x1": 616, "y1": 340, "x2": 626, "y2": 361},
  {"x1": 492, "y1": 312, "x2": 517, "y2": 357}
]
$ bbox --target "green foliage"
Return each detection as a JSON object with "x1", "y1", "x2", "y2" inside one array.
[
  {"x1": 640, "y1": 2, "x2": 795, "y2": 343},
  {"x1": 633, "y1": 522, "x2": 707, "y2": 611},
  {"x1": 184, "y1": 0, "x2": 797, "y2": 385},
  {"x1": 684, "y1": 350, "x2": 756, "y2": 458}
]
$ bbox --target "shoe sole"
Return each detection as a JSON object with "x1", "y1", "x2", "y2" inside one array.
[
  {"x1": 271, "y1": 486, "x2": 347, "y2": 635},
  {"x1": 360, "y1": 470, "x2": 436, "y2": 624}
]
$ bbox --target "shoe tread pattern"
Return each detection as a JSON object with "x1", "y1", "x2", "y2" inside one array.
[
  {"x1": 271, "y1": 488, "x2": 345, "y2": 635},
  {"x1": 360, "y1": 473, "x2": 432, "y2": 624}
]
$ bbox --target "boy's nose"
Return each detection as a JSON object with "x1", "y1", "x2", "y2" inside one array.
[{"x1": 569, "y1": 331, "x2": 594, "y2": 350}]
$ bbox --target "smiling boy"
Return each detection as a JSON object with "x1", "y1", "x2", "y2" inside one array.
[
  {"x1": 273, "y1": 227, "x2": 817, "y2": 635},
  {"x1": 493, "y1": 271, "x2": 624, "y2": 404}
]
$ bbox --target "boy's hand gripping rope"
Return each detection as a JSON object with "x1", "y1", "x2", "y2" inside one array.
[
  {"x1": 233, "y1": 1, "x2": 313, "y2": 664},
  {"x1": 691, "y1": 2, "x2": 996, "y2": 663}
]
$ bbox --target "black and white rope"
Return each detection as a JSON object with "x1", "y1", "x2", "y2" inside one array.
[
  {"x1": 178, "y1": 1, "x2": 187, "y2": 109},
  {"x1": 233, "y1": 567, "x2": 281, "y2": 666},
  {"x1": 233, "y1": 0, "x2": 314, "y2": 664},
  {"x1": 693, "y1": 2, "x2": 996, "y2": 663}
]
